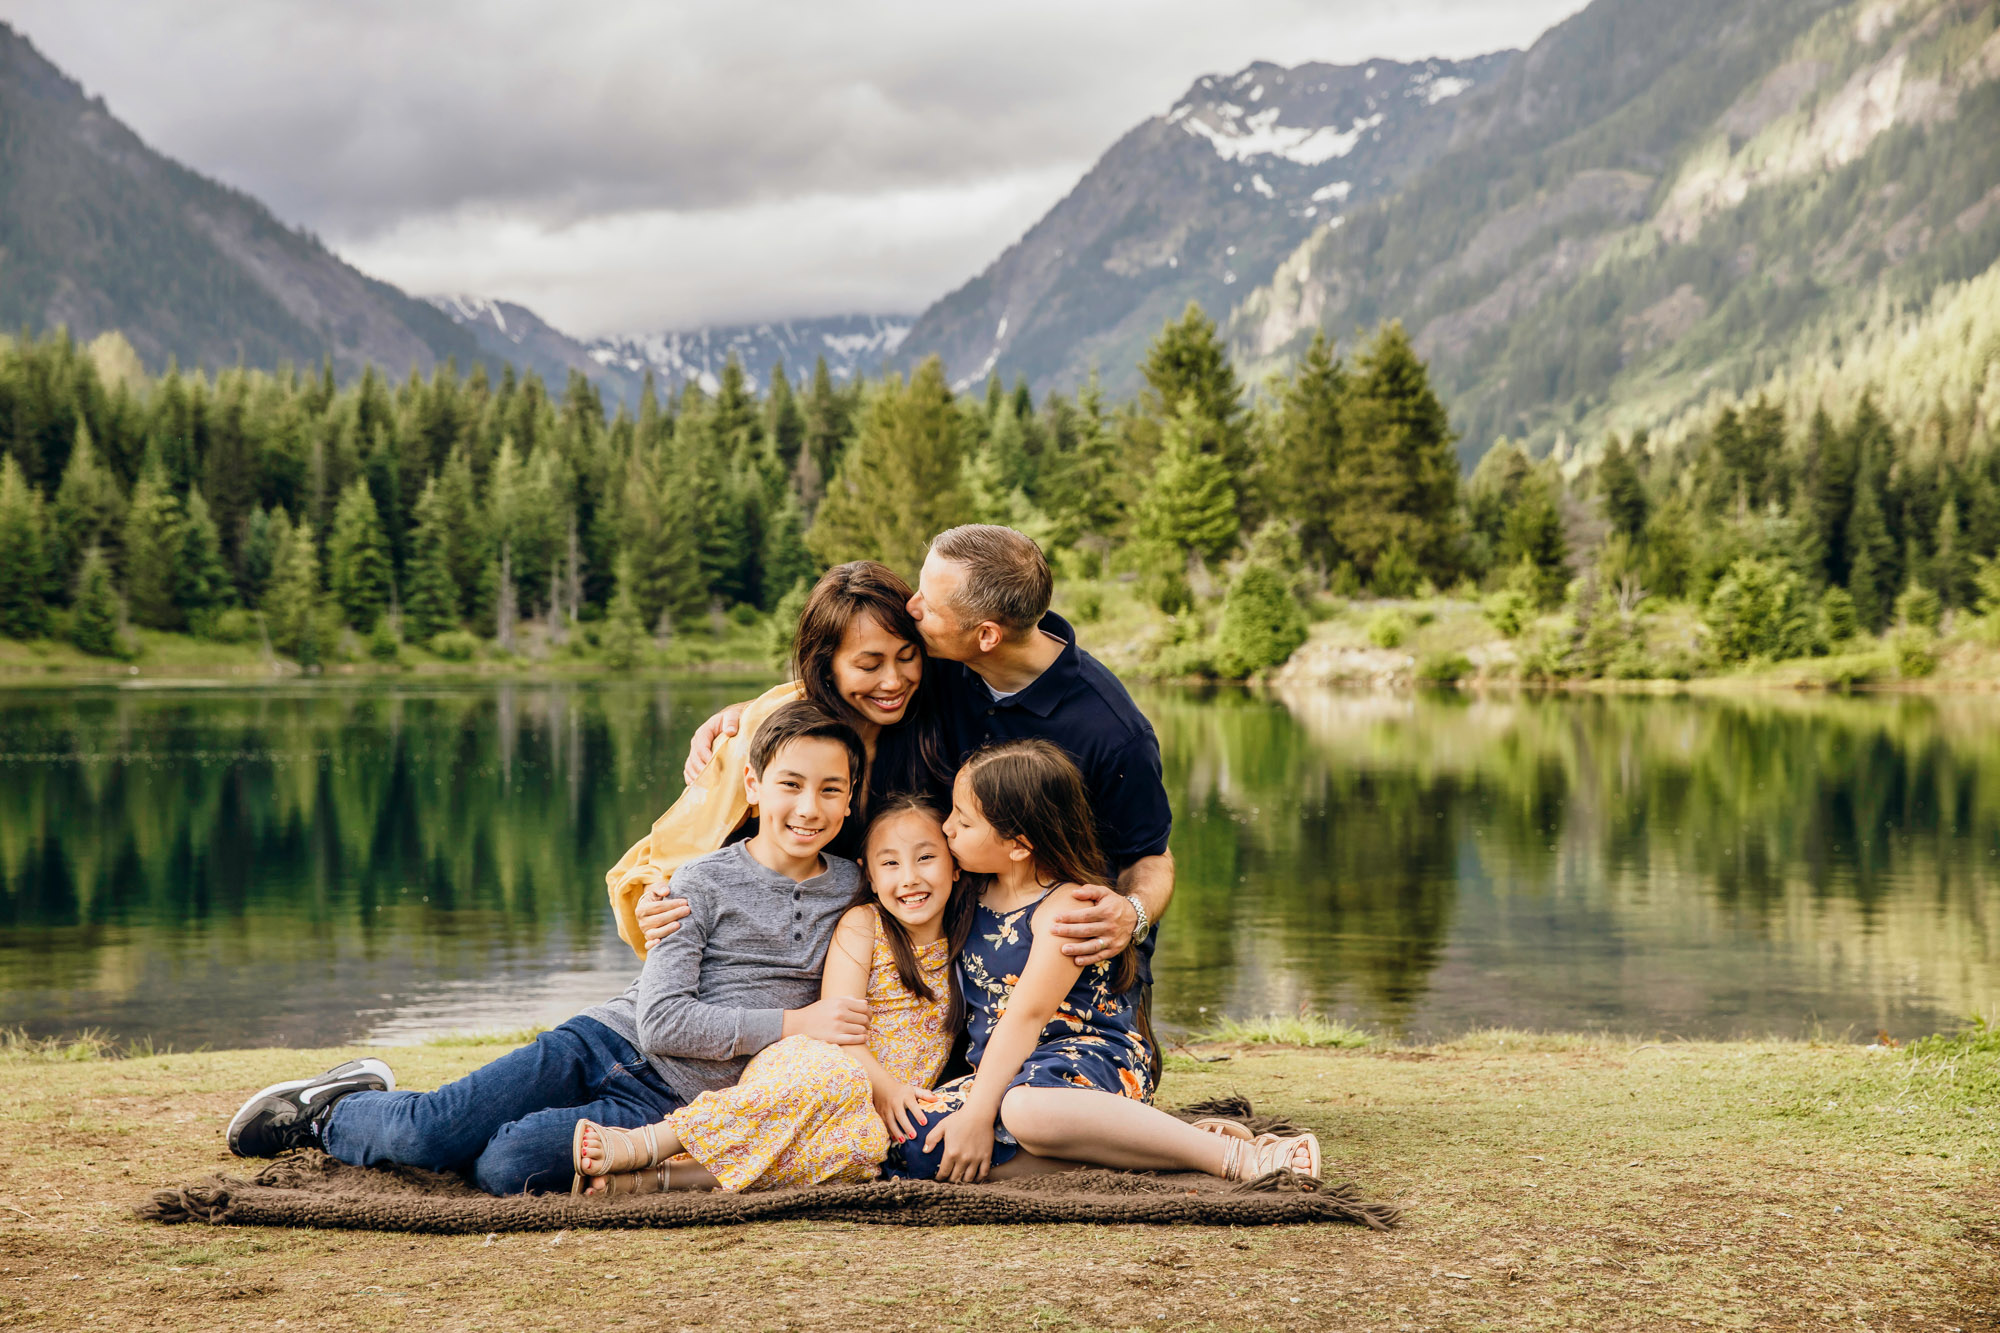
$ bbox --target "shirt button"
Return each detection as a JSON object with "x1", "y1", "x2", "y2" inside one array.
[
  {"x1": 794, "y1": 911, "x2": 802, "y2": 921},
  {"x1": 792, "y1": 891, "x2": 801, "y2": 900},
  {"x1": 793, "y1": 931, "x2": 802, "y2": 941}
]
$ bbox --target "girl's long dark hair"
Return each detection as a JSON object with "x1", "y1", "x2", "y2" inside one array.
[
  {"x1": 959, "y1": 739, "x2": 1139, "y2": 996},
  {"x1": 848, "y1": 794, "x2": 977, "y2": 1034},
  {"x1": 791, "y1": 561, "x2": 950, "y2": 802}
]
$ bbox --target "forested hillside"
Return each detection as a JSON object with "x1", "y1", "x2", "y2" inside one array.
[
  {"x1": 1231, "y1": 0, "x2": 2000, "y2": 460},
  {"x1": 0, "y1": 24, "x2": 492, "y2": 383}
]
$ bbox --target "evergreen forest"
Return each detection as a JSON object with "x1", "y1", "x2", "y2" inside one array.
[{"x1": 1, "y1": 296, "x2": 1997, "y2": 684}]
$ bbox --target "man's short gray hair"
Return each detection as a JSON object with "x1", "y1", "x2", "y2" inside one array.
[{"x1": 929, "y1": 525, "x2": 1052, "y2": 635}]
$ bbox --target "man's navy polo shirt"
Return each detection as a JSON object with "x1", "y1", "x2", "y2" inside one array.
[{"x1": 932, "y1": 611, "x2": 1173, "y2": 874}]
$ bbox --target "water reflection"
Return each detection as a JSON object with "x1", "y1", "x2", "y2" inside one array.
[{"x1": 0, "y1": 682, "x2": 1995, "y2": 1048}]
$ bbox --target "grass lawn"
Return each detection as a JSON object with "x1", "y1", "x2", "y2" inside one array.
[{"x1": 1, "y1": 1028, "x2": 1993, "y2": 1330}]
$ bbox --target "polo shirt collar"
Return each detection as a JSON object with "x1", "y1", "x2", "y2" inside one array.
[{"x1": 997, "y1": 612, "x2": 1080, "y2": 718}]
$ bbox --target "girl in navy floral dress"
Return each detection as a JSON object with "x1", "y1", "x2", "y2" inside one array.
[{"x1": 897, "y1": 739, "x2": 1320, "y2": 1185}]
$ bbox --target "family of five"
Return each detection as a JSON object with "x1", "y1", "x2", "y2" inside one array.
[{"x1": 226, "y1": 525, "x2": 1319, "y2": 1194}]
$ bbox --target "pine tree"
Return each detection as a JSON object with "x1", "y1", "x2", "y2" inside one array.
[
  {"x1": 51, "y1": 422, "x2": 125, "y2": 594},
  {"x1": 70, "y1": 546, "x2": 121, "y2": 658},
  {"x1": 1141, "y1": 303, "x2": 1250, "y2": 487},
  {"x1": 1332, "y1": 322, "x2": 1461, "y2": 582},
  {"x1": 1268, "y1": 330, "x2": 1348, "y2": 567},
  {"x1": 264, "y1": 513, "x2": 326, "y2": 664},
  {"x1": 1597, "y1": 437, "x2": 1649, "y2": 541},
  {"x1": 617, "y1": 449, "x2": 703, "y2": 632},
  {"x1": 1132, "y1": 403, "x2": 1238, "y2": 567},
  {"x1": 434, "y1": 446, "x2": 487, "y2": 619},
  {"x1": 0, "y1": 457, "x2": 51, "y2": 639},
  {"x1": 402, "y1": 478, "x2": 460, "y2": 641},
  {"x1": 121, "y1": 460, "x2": 184, "y2": 630},
  {"x1": 807, "y1": 357, "x2": 973, "y2": 575},
  {"x1": 765, "y1": 360, "x2": 806, "y2": 475},
  {"x1": 327, "y1": 478, "x2": 393, "y2": 631},
  {"x1": 798, "y1": 356, "x2": 850, "y2": 513},
  {"x1": 758, "y1": 487, "x2": 816, "y2": 611},
  {"x1": 1846, "y1": 473, "x2": 1894, "y2": 632},
  {"x1": 1501, "y1": 470, "x2": 1569, "y2": 609},
  {"x1": 238, "y1": 506, "x2": 280, "y2": 608},
  {"x1": 174, "y1": 486, "x2": 234, "y2": 626},
  {"x1": 1933, "y1": 494, "x2": 1968, "y2": 609}
]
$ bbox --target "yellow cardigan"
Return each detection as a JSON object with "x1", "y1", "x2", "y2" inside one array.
[{"x1": 604, "y1": 680, "x2": 805, "y2": 957}]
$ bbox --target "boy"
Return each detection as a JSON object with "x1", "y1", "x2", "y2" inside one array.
[{"x1": 226, "y1": 701, "x2": 872, "y2": 1195}]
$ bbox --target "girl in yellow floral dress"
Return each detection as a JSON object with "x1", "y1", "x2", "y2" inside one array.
[{"x1": 572, "y1": 796, "x2": 969, "y2": 1193}]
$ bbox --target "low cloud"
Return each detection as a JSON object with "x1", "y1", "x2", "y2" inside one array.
[{"x1": 4, "y1": 0, "x2": 1587, "y2": 335}]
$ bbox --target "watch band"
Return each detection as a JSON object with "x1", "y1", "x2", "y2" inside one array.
[{"x1": 1124, "y1": 893, "x2": 1151, "y2": 944}]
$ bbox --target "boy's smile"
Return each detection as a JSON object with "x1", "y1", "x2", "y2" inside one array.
[{"x1": 744, "y1": 735, "x2": 855, "y2": 876}]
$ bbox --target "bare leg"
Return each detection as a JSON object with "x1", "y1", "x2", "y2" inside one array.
[
  {"x1": 998, "y1": 1087, "x2": 1313, "y2": 1176},
  {"x1": 987, "y1": 1151, "x2": 1089, "y2": 1181}
]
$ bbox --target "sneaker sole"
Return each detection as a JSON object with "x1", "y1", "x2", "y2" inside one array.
[{"x1": 225, "y1": 1057, "x2": 396, "y2": 1145}]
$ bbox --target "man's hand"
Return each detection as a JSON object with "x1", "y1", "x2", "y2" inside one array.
[
  {"x1": 683, "y1": 704, "x2": 748, "y2": 783},
  {"x1": 1049, "y1": 884, "x2": 1136, "y2": 968},
  {"x1": 874, "y1": 1083, "x2": 938, "y2": 1144},
  {"x1": 922, "y1": 1109, "x2": 995, "y2": 1183},
  {"x1": 636, "y1": 885, "x2": 691, "y2": 948},
  {"x1": 783, "y1": 996, "x2": 870, "y2": 1045}
]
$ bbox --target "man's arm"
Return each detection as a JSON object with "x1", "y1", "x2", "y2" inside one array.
[
  {"x1": 1050, "y1": 731, "x2": 1175, "y2": 967},
  {"x1": 1052, "y1": 852, "x2": 1174, "y2": 967}
]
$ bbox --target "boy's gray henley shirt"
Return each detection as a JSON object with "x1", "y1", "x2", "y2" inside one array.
[{"x1": 583, "y1": 841, "x2": 860, "y2": 1103}]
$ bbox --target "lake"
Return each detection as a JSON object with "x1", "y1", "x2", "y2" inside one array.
[{"x1": 1, "y1": 680, "x2": 1995, "y2": 1050}]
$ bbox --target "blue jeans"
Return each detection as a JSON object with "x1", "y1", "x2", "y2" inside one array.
[{"x1": 321, "y1": 1017, "x2": 684, "y2": 1195}]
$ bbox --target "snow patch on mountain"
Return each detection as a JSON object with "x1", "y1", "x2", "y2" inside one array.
[{"x1": 589, "y1": 313, "x2": 913, "y2": 393}]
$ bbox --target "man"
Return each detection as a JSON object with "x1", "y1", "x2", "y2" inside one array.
[{"x1": 651, "y1": 524, "x2": 1174, "y2": 971}]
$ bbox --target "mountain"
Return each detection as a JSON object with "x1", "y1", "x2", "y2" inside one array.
[
  {"x1": 897, "y1": 52, "x2": 1515, "y2": 398},
  {"x1": 584, "y1": 313, "x2": 912, "y2": 395},
  {"x1": 1228, "y1": 0, "x2": 2000, "y2": 459},
  {"x1": 425, "y1": 294, "x2": 648, "y2": 405},
  {"x1": 0, "y1": 22, "x2": 487, "y2": 380}
]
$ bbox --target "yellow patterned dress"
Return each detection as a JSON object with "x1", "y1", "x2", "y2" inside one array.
[{"x1": 664, "y1": 907, "x2": 952, "y2": 1191}]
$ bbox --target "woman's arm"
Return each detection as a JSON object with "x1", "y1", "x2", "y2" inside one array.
[{"x1": 923, "y1": 888, "x2": 1087, "y2": 1182}]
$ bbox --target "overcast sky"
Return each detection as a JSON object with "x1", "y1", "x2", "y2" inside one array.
[{"x1": 4, "y1": 0, "x2": 1587, "y2": 338}]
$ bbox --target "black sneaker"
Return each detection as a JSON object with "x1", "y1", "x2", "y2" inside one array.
[{"x1": 226, "y1": 1057, "x2": 396, "y2": 1158}]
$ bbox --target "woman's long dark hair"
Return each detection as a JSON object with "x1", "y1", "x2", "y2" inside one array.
[
  {"x1": 959, "y1": 739, "x2": 1139, "y2": 996},
  {"x1": 847, "y1": 794, "x2": 977, "y2": 1033},
  {"x1": 791, "y1": 561, "x2": 950, "y2": 802}
]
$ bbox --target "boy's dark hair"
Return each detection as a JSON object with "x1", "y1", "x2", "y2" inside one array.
[
  {"x1": 848, "y1": 794, "x2": 977, "y2": 1033},
  {"x1": 748, "y1": 700, "x2": 866, "y2": 789},
  {"x1": 928, "y1": 524, "x2": 1052, "y2": 636}
]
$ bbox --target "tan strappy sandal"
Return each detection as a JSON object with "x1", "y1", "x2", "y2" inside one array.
[
  {"x1": 569, "y1": 1118, "x2": 671, "y2": 1194},
  {"x1": 1190, "y1": 1116, "x2": 1256, "y2": 1142},
  {"x1": 585, "y1": 1161, "x2": 675, "y2": 1196},
  {"x1": 1222, "y1": 1131, "x2": 1321, "y2": 1182}
]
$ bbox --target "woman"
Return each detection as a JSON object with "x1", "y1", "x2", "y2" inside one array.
[{"x1": 606, "y1": 560, "x2": 949, "y2": 956}]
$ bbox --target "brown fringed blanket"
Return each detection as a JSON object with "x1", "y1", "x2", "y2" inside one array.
[{"x1": 139, "y1": 1097, "x2": 1399, "y2": 1233}]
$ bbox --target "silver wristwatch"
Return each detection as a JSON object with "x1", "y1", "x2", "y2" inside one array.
[{"x1": 1124, "y1": 893, "x2": 1151, "y2": 945}]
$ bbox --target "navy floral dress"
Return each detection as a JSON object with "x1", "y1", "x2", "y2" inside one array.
[{"x1": 889, "y1": 890, "x2": 1154, "y2": 1179}]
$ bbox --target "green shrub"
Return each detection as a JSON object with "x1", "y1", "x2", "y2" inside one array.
[
  {"x1": 1365, "y1": 609, "x2": 1409, "y2": 649},
  {"x1": 1894, "y1": 581, "x2": 1941, "y2": 632},
  {"x1": 1704, "y1": 557, "x2": 1819, "y2": 663},
  {"x1": 1329, "y1": 563, "x2": 1362, "y2": 597},
  {"x1": 1891, "y1": 628, "x2": 1936, "y2": 678},
  {"x1": 599, "y1": 618, "x2": 647, "y2": 670},
  {"x1": 368, "y1": 619, "x2": 402, "y2": 662},
  {"x1": 1213, "y1": 564, "x2": 1308, "y2": 678},
  {"x1": 1070, "y1": 587, "x2": 1104, "y2": 624},
  {"x1": 1416, "y1": 651, "x2": 1472, "y2": 684},
  {"x1": 728, "y1": 601, "x2": 761, "y2": 628},
  {"x1": 192, "y1": 607, "x2": 255, "y2": 644},
  {"x1": 429, "y1": 629, "x2": 479, "y2": 662},
  {"x1": 1605, "y1": 643, "x2": 1656, "y2": 680},
  {"x1": 1370, "y1": 541, "x2": 1419, "y2": 598},
  {"x1": 1149, "y1": 570, "x2": 1194, "y2": 615},
  {"x1": 1482, "y1": 589, "x2": 1532, "y2": 638}
]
